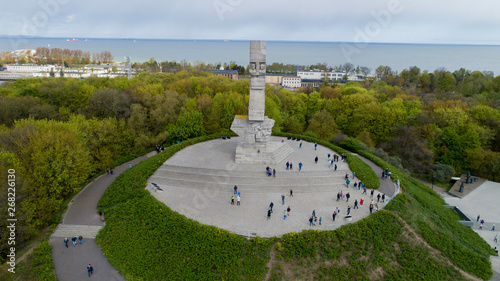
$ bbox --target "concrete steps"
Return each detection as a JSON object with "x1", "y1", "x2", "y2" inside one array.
[{"x1": 52, "y1": 224, "x2": 103, "y2": 239}]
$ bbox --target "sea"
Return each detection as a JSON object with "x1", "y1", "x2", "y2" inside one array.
[{"x1": 1, "y1": 37, "x2": 500, "y2": 75}]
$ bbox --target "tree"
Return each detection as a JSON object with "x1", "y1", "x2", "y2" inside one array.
[
  {"x1": 359, "y1": 66, "x2": 371, "y2": 77},
  {"x1": 429, "y1": 163, "x2": 455, "y2": 182},
  {"x1": 342, "y1": 63, "x2": 355, "y2": 75},
  {"x1": 305, "y1": 110, "x2": 339, "y2": 140},
  {"x1": 168, "y1": 111, "x2": 205, "y2": 141}
]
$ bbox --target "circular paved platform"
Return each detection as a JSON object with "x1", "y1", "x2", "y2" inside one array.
[{"x1": 147, "y1": 137, "x2": 387, "y2": 237}]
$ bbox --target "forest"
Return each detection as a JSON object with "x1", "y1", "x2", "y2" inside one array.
[{"x1": 0, "y1": 66, "x2": 499, "y2": 263}]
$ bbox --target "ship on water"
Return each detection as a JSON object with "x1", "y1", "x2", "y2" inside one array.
[{"x1": 66, "y1": 38, "x2": 78, "y2": 42}]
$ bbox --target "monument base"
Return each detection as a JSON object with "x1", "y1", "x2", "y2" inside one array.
[{"x1": 234, "y1": 141, "x2": 293, "y2": 164}]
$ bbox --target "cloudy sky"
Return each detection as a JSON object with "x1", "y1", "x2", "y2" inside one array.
[{"x1": 2, "y1": 0, "x2": 500, "y2": 44}]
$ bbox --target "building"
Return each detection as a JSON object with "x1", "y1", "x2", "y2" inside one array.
[
  {"x1": 296, "y1": 70, "x2": 346, "y2": 82},
  {"x1": 282, "y1": 75, "x2": 301, "y2": 88},
  {"x1": 209, "y1": 69, "x2": 239, "y2": 80},
  {"x1": 6, "y1": 64, "x2": 55, "y2": 73},
  {"x1": 265, "y1": 74, "x2": 284, "y2": 86}
]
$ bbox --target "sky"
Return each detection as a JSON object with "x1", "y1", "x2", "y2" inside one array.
[{"x1": 1, "y1": 0, "x2": 500, "y2": 45}]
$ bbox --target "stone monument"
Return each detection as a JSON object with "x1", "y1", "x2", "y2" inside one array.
[{"x1": 231, "y1": 41, "x2": 293, "y2": 164}]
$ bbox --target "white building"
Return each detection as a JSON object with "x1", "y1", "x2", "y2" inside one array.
[
  {"x1": 282, "y1": 75, "x2": 301, "y2": 88},
  {"x1": 6, "y1": 64, "x2": 56, "y2": 73},
  {"x1": 296, "y1": 70, "x2": 346, "y2": 82}
]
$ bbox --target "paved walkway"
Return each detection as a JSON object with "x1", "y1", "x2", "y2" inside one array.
[{"x1": 50, "y1": 155, "x2": 149, "y2": 281}]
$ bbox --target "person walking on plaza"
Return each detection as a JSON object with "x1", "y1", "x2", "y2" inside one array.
[
  {"x1": 377, "y1": 193, "x2": 381, "y2": 202},
  {"x1": 369, "y1": 204, "x2": 374, "y2": 214},
  {"x1": 290, "y1": 189, "x2": 293, "y2": 197},
  {"x1": 312, "y1": 209, "x2": 316, "y2": 217},
  {"x1": 283, "y1": 210, "x2": 287, "y2": 221},
  {"x1": 281, "y1": 194, "x2": 285, "y2": 205},
  {"x1": 78, "y1": 235, "x2": 83, "y2": 245},
  {"x1": 231, "y1": 196, "x2": 235, "y2": 205},
  {"x1": 286, "y1": 161, "x2": 290, "y2": 170},
  {"x1": 347, "y1": 205, "x2": 351, "y2": 215},
  {"x1": 234, "y1": 185, "x2": 238, "y2": 194},
  {"x1": 64, "y1": 237, "x2": 68, "y2": 248},
  {"x1": 477, "y1": 215, "x2": 480, "y2": 222},
  {"x1": 354, "y1": 199, "x2": 359, "y2": 209},
  {"x1": 72, "y1": 236, "x2": 77, "y2": 247},
  {"x1": 346, "y1": 179, "x2": 350, "y2": 188},
  {"x1": 370, "y1": 189, "x2": 374, "y2": 198},
  {"x1": 269, "y1": 202, "x2": 274, "y2": 213},
  {"x1": 334, "y1": 164, "x2": 337, "y2": 171},
  {"x1": 237, "y1": 195, "x2": 241, "y2": 206},
  {"x1": 494, "y1": 235, "x2": 498, "y2": 243},
  {"x1": 267, "y1": 208, "x2": 271, "y2": 219},
  {"x1": 299, "y1": 142, "x2": 302, "y2": 148},
  {"x1": 346, "y1": 192, "x2": 350, "y2": 202},
  {"x1": 315, "y1": 156, "x2": 318, "y2": 163},
  {"x1": 337, "y1": 192, "x2": 341, "y2": 201},
  {"x1": 87, "y1": 264, "x2": 93, "y2": 277},
  {"x1": 298, "y1": 162, "x2": 303, "y2": 171},
  {"x1": 314, "y1": 143, "x2": 317, "y2": 150},
  {"x1": 273, "y1": 168, "x2": 276, "y2": 177},
  {"x1": 319, "y1": 217, "x2": 322, "y2": 225},
  {"x1": 360, "y1": 198, "x2": 364, "y2": 205},
  {"x1": 290, "y1": 162, "x2": 293, "y2": 170},
  {"x1": 309, "y1": 215, "x2": 314, "y2": 226},
  {"x1": 363, "y1": 186, "x2": 367, "y2": 194},
  {"x1": 287, "y1": 206, "x2": 291, "y2": 216},
  {"x1": 332, "y1": 211, "x2": 337, "y2": 221},
  {"x1": 381, "y1": 194, "x2": 385, "y2": 203},
  {"x1": 492, "y1": 224, "x2": 496, "y2": 231}
]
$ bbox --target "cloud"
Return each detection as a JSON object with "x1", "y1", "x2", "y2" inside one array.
[{"x1": 66, "y1": 14, "x2": 76, "y2": 23}]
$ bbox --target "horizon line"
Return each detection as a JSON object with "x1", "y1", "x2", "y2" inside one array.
[{"x1": 1, "y1": 35, "x2": 500, "y2": 47}]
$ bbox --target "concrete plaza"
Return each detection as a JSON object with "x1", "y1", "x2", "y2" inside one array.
[{"x1": 147, "y1": 137, "x2": 393, "y2": 237}]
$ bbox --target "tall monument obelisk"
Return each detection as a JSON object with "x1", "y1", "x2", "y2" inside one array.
[{"x1": 231, "y1": 41, "x2": 293, "y2": 164}]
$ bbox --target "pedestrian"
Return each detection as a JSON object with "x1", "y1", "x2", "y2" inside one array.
[
  {"x1": 273, "y1": 168, "x2": 276, "y2": 177},
  {"x1": 370, "y1": 189, "x2": 374, "y2": 198},
  {"x1": 287, "y1": 206, "x2": 291, "y2": 216},
  {"x1": 87, "y1": 264, "x2": 93, "y2": 277},
  {"x1": 477, "y1": 215, "x2": 480, "y2": 222},
  {"x1": 495, "y1": 235, "x2": 498, "y2": 243},
  {"x1": 267, "y1": 208, "x2": 271, "y2": 219},
  {"x1": 479, "y1": 223, "x2": 483, "y2": 230},
  {"x1": 299, "y1": 142, "x2": 302, "y2": 148},
  {"x1": 357, "y1": 182, "x2": 361, "y2": 190},
  {"x1": 281, "y1": 194, "x2": 285, "y2": 205},
  {"x1": 328, "y1": 153, "x2": 331, "y2": 159},
  {"x1": 346, "y1": 192, "x2": 350, "y2": 202},
  {"x1": 309, "y1": 216, "x2": 314, "y2": 226},
  {"x1": 283, "y1": 210, "x2": 287, "y2": 221},
  {"x1": 335, "y1": 207, "x2": 340, "y2": 215},
  {"x1": 238, "y1": 191, "x2": 241, "y2": 197},
  {"x1": 369, "y1": 204, "x2": 374, "y2": 214},
  {"x1": 110, "y1": 169, "x2": 113, "y2": 175},
  {"x1": 337, "y1": 192, "x2": 340, "y2": 201},
  {"x1": 64, "y1": 237, "x2": 68, "y2": 248},
  {"x1": 128, "y1": 163, "x2": 132, "y2": 168},
  {"x1": 312, "y1": 209, "x2": 316, "y2": 217},
  {"x1": 332, "y1": 211, "x2": 336, "y2": 221},
  {"x1": 314, "y1": 143, "x2": 317, "y2": 150},
  {"x1": 106, "y1": 168, "x2": 109, "y2": 175},
  {"x1": 347, "y1": 206, "x2": 351, "y2": 215},
  {"x1": 78, "y1": 235, "x2": 83, "y2": 245},
  {"x1": 381, "y1": 171, "x2": 385, "y2": 179},
  {"x1": 345, "y1": 173, "x2": 349, "y2": 180},
  {"x1": 346, "y1": 179, "x2": 350, "y2": 188},
  {"x1": 363, "y1": 186, "x2": 367, "y2": 194},
  {"x1": 237, "y1": 195, "x2": 241, "y2": 206},
  {"x1": 360, "y1": 198, "x2": 364, "y2": 205},
  {"x1": 354, "y1": 182, "x2": 357, "y2": 189},
  {"x1": 353, "y1": 172, "x2": 356, "y2": 178},
  {"x1": 314, "y1": 216, "x2": 318, "y2": 225},
  {"x1": 234, "y1": 185, "x2": 238, "y2": 194},
  {"x1": 377, "y1": 193, "x2": 381, "y2": 202},
  {"x1": 269, "y1": 202, "x2": 274, "y2": 213},
  {"x1": 492, "y1": 224, "x2": 496, "y2": 231},
  {"x1": 340, "y1": 190, "x2": 343, "y2": 200},
  {"x1": 290, "y1": 162, "x2": 293, "y2": 170},
  {"x1": 354, "y1": 199, "x2": 358, "y2": 209},
  {"x1": 231, "y1": 196, "x2": 235, "y2": 205},
  {"x1": 315, "y1": 156, "x2": 318, "y2": 163},
  {"x1": 72, "y1": 236, "x2": 77, "y2": 247},
  {"x1": 298, "y1": 162, "x2": 303, "y2": 171},
  {"x1": 319, "y1": 217, "x2": 322, "y2": 225},
  {"x1": 286, "y1": 161, "x2": 290, "y2": 170},
  {"x1": 290, "y1": 189, "x2": 293, "y2": 197},
  {"x1": 481, "y1": 219, "x2": 485, "y2": 225}
]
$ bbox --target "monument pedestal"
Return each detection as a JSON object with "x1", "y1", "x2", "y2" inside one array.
[{"x1": 234, "y1": 141, "x2": 293, "y2": 164}]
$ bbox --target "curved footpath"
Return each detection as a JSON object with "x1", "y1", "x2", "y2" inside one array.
[{"x1": 50, "y1": 155, "x2": 150, "y2": 281}]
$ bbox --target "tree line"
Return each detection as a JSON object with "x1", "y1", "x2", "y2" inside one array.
[{"x1": 0, "y1": 67, "x2": 499, "y2": 262}]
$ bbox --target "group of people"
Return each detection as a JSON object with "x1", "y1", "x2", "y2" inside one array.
[
  {"x1": 64, "y1": 235, "x2": 83, "y2": 248},
  {"x1": 106, "y1": 168, "x2": 114, "y2": 175},
  {"x1": 381, "y1": 168, "x2": 391, "y2": 179},
  {"x1": 231, "y1": 185, "x2": 241, "y2": 205},
  {"x1": 266, "y1": 166, "x2": 276, "y2": 177},
  {"x1": 155, "y1": 144, "x2": 165, "y2": 153}
]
